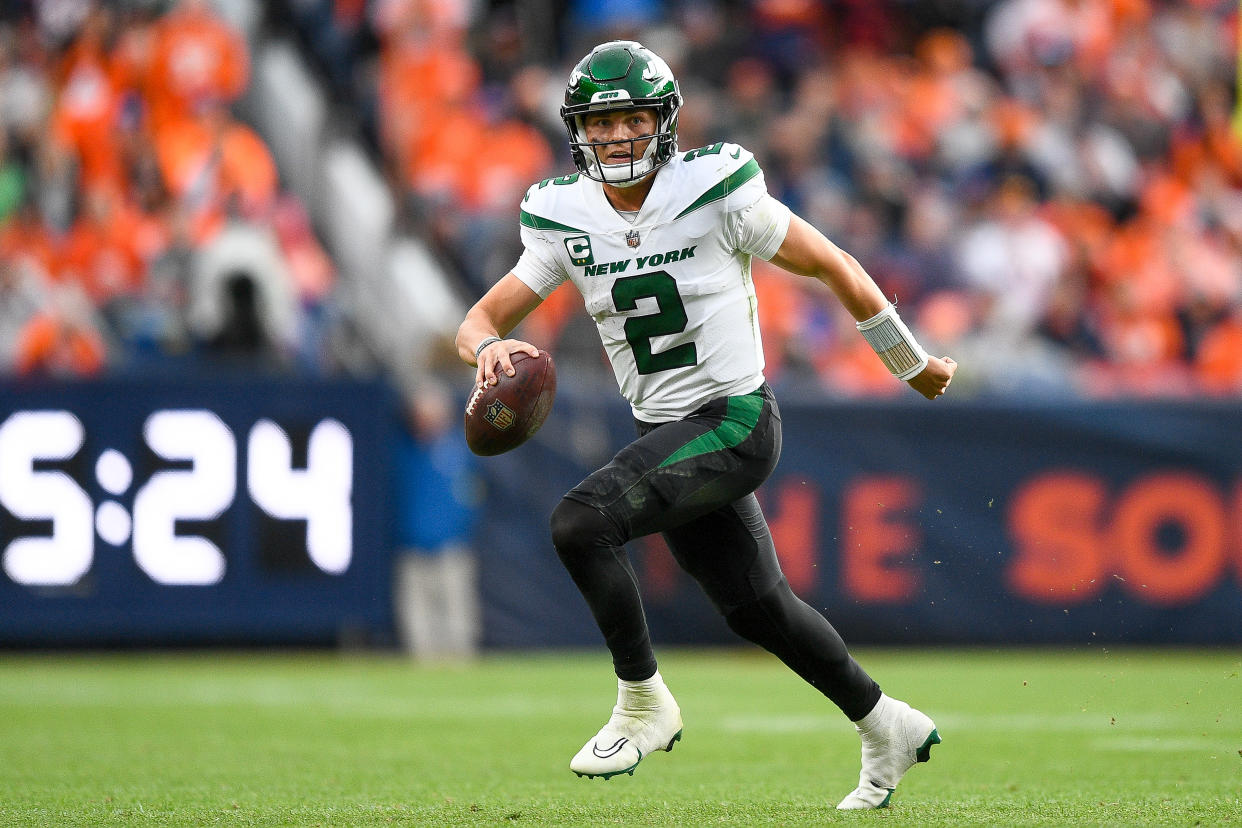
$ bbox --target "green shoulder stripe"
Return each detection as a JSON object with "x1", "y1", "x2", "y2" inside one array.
[
  {"x1": 658, "y1": 391, "x2": 764, "y2": 468},
  {"x1": 674, "y1": 158, "x2": 762, "y2": 220},
  {"x1": 519, "y1": 209, "x2": 586, "y2": 233}
]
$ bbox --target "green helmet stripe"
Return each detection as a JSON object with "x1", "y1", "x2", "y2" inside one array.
[
  {"x1": 587, "y1": 48, "x2": 634, "y2": 82},
  {"x1": 674, "y1": 158, "x2": 762, "y2": 220}
]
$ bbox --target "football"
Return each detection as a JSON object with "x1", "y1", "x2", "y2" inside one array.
[{"x1": 464, "y1": 350, "x2": 557, "y2": 456}]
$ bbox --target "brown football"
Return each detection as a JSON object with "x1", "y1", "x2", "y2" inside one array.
[{"x1": 464, "y1": 350, "x2": 557, "y2": 456}]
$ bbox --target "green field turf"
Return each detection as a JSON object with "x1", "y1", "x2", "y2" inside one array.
[{"x1": 0, "y1": 648, "x2": 1238, "y2": 826}]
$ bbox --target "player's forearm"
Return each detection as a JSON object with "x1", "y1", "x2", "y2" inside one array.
[
  {"x1": 455, "y1": 273, "x2": 545, "y2": 366},
  {"x1": 813, "y1": 247, "x2": 890, "y2": 323},
  {"x1": 772, "y1": 216, "x2": 935, "y2": 383},
  {"x1": 456, "y1": 308, "x2": 503, "y2": 367}
]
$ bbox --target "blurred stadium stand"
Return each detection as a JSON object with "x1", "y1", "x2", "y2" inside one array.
[
  {"x1": 0, "y1": 0, "x2": 466, "y2": 391},
  {"x1": 1, "y1": 0, "x2": 1240, "y2": 397}
]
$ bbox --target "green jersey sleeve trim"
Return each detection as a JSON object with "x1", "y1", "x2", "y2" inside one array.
[
  {"x1": 520, "y1": 209, "x2": 587, "y2": 233},
  {"x1": 674, "y1": 158, "x2": 762, "y2": 220},
  {"x1": 657, "y1": 390, "x2": 764, "y2": 468}
]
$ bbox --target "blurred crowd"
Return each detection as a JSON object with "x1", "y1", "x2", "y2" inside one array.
[
  {"x1": 5, "y1": 0, "x2": 1242, "y2": 399},
  {"x1": 287, "y1": 0, "x2": 1242, "y2": 398},
  {"x1": 0, "y1": 0, "x2": 343, "y2": 379}
]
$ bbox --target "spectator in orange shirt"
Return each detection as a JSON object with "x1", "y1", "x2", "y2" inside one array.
[
  {"x1": 1195, "y1": 309, "x2": 1242, "y2": 394},
  {"x1": 380, "y1": 39, "x2": 480, "y2": 190},
  {"x1": 144, "y1": 0, "x2": 249, "y2": 130},
  {"x1": 13, "y1": 287, "x2": 107, "y2": 378},
  {"x1": 109, "y1": 5, "x2": 159, "y2": 100},
  {"x1": 58, "y1": 185, "x2": 145, "y2": 306},
  {"x1": 0, "y1": 201, "x2": 58, "y2": 280},
  {"x1": 153, "y1": 101, "x2": 278, "y2": 241},
  {"x1": 459, "y1": 117, "x2": 552, "y2": 213},
  {"x1": 50, "y1": 6, "x2": 124, "y2": 191}
]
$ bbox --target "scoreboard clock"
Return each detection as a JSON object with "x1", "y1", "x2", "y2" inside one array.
[
  {"x1": 0, "y1": 376, "x2": 394, "y2": 645},
  {"x1": 0, "y1": 409, "x2": 352, "y2": 587}
]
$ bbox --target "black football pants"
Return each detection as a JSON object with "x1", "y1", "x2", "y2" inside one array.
[{"x1": 549, "y1": 384, "x2": 881, "y2": 721}]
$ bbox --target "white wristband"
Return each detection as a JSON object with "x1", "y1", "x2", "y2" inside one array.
[
  {"x1": 474, "y1": 336, "x2": 502, "y2": 360},
  {"x1": 856, "y1": 303, "x2": 929, "y2": 381}
]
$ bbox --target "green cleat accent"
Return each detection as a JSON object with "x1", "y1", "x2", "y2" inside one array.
[
  {"x1": 836, "y1": 696, "x2": 940, "y2": 810},
  {"x1": 916, "y1": 728, "x2": 941, "y2": 763},
  {"x1": 570, "y1": 676, "x2": 683, "y2": 780},
  {"x1": 573, "y1": 730, "x2": 684, "y2": 781},
  {"x1": 574, "y1": 756, "x2": 640, "y2": 780}
]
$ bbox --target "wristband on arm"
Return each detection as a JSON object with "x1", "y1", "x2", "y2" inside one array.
[
  {"x1": 473, "y1": 336, "x2": 502, "y2": 360},
  {"x1": 856, "y1": 303, "x2": 929, "y2": 381}
]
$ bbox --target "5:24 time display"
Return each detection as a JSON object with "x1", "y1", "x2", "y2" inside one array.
[{"x1": 0, "y1": 409, "x2": 353, "y2": 587}]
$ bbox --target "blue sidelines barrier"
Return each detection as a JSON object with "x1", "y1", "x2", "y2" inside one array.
[
  {"x1": 3, "y1": 377, "x2": 1240, "y2": 646},
  {"x1": 476, "y1": 391, "x2": 1242, "y2": 648}
]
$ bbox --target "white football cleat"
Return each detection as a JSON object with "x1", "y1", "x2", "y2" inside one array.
[
  {"x1": 570, "y1": 672, "x2": 683, "y2": 780},
  {"x1": 836, "y1": 693, "x2": 941, "y2": 810}
]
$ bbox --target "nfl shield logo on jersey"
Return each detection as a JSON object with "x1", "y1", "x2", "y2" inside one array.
[{"x1": 626, "y1": 229, "x2": 641, "y2": 248}]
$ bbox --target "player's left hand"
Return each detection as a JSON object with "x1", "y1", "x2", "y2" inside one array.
[{"x1": 907, "y1": 356, "x2": 956, "y2": 400}]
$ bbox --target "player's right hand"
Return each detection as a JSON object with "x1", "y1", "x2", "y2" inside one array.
[
  {"x1": 907, "y1": 356, "x2": 956, "y2": 400},
  {"x1": 476, "y1": 338, "x2": 541, "y2": 389}
]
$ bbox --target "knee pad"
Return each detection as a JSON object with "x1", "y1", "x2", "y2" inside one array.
[{"x1": 549, "y1": 498, "x2": 624, "y2": 557}]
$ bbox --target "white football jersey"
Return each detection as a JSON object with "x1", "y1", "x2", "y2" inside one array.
[{"x1": 511, "y1": 143, "x2": 790, "y2": 422}]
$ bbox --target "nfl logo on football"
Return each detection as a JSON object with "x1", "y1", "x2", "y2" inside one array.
[
  {"x1": 485, "y1": 399, "x2": 516, "y2": 430},
  {"x1": 625, "y1": 229, "x2": 641, "y2": 248}
]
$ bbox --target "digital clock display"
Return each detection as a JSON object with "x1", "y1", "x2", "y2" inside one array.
[{"x1": 0, "y1": 377, "x2": 394, "y2": 645}]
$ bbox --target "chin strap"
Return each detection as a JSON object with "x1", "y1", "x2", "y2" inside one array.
[
  {"x1": 856, "y1": 303, "x2": 929, "y2": 381},
  {"x1": 604, "y1": 171, "x2": 648, "y2": 188}
]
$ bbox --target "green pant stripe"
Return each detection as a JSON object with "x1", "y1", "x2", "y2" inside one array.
[{"x1": 658, "y1": 391, "x2": 764, "y2": 468}]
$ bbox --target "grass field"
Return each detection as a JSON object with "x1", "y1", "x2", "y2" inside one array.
[{"x1": 0, "y1": 648, "x2": 1238, "y2": 826}]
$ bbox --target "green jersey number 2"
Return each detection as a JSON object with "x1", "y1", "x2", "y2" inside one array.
[{"x1": 611, "y1": 271, "x2": 698, "y2": 375}]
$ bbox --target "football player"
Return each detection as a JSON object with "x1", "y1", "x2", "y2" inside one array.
[{"x1": 455, "y1": 40, "x2": 956, "y2": 810}]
